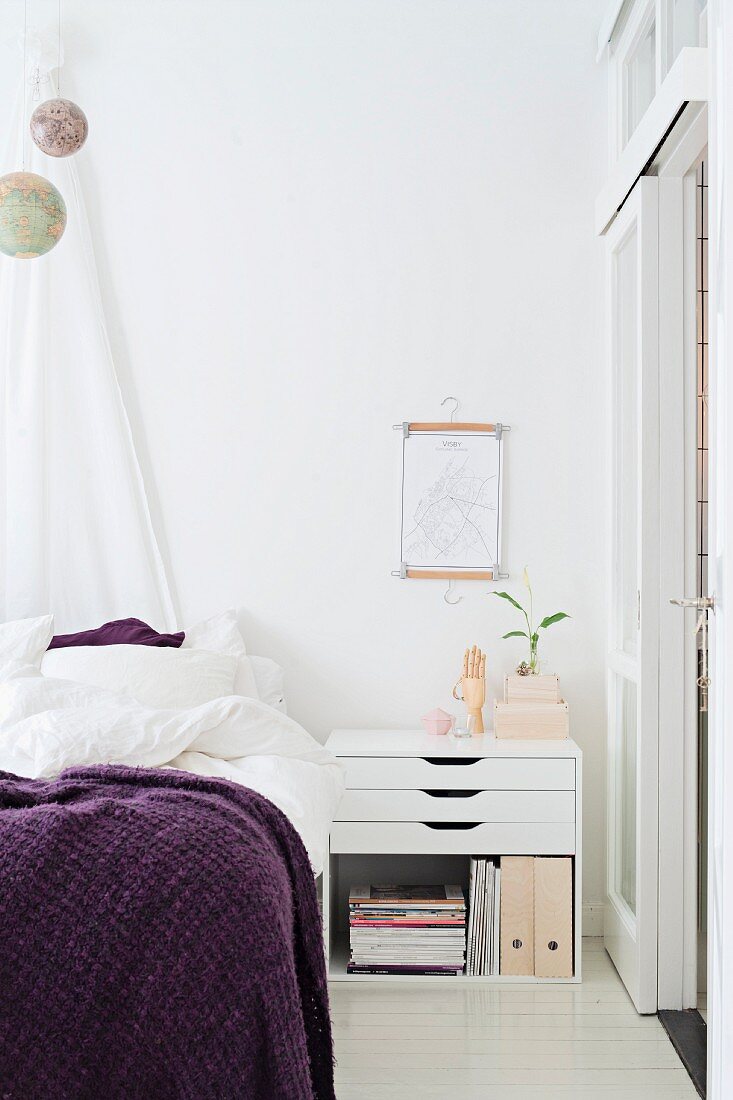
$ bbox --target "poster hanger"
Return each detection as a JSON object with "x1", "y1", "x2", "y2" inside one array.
[{"x1": 392, "y1": 398, "x2": 510, "y2": 583}]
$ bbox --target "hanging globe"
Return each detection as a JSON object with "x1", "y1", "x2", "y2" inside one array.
[
  {"x1": 0, "y1": 172, "x2": 67, "y2": 259},
  {"x1": 30, "y1": 97, "x2": 88, "y2": 158}
]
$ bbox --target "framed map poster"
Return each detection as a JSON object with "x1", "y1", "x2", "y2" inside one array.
[{"x1": 395, "y1": 421, "x2": 506, "y2": 580}]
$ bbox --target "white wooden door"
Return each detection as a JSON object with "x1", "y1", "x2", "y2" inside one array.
[{"x1": 604, "y1": 176, "x2": 660, "y2": 1015}]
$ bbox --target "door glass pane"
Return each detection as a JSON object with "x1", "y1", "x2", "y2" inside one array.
[
  {"x1": 615, "y1": 677, "x2": 637, "y2": 914},
  {"x1": 669, "y1": 0, "x2": 707, "y2": 68},
  {"x1": 615, "y1": 228, "x2": 638, "y2": 656},
  {"x1": 625, "y1": 19, "x2": 656, "y2": 144}
]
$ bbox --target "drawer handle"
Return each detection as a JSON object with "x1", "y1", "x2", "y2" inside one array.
[
  {"x1": 423, "y1": 789, "x2": 481, "y2": 798},
  {"x1": 422, "y1": 821, "x2": 481, "y2": 830},
  {"x1": 424, "y1": 757, "x2": 481, "y2": 766}
]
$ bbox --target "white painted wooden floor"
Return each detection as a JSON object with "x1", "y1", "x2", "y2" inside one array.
[{"x1": 329, "y1": 938, "x2": 698, "y2": 1099}]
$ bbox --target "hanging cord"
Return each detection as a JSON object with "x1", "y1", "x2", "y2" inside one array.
[
  {"x1": 22, "y1": 0, "x2": 27, "y2": 169},
  {"x1": 57, "y1": 0, "x2": 62, "y2": 95}
]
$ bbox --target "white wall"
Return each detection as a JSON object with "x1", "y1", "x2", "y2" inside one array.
[{"x1": 0, "y1": 0, "x2": 608, "y2": 904}]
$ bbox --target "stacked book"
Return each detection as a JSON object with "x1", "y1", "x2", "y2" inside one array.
[
  {"x1": 466, "y1": 857, "x2": 501, "y2": 976},
  {"x1": 347, "y1": 884, "x2": 466, "y2": 975}
]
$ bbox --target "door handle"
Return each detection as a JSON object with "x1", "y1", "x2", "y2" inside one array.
[
  {"x1": 670, "y1": 595, "x2": 715, "y2": 610},
  {"x1": 670, "y1": 595, "x2": 714, "y2": 712}
]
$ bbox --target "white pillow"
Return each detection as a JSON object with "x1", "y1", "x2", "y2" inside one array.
[
  {"x1": 250, "y1": 655, "x2": 287, "y2": 714},
  {"x1": 182, "y1": 611, "x2": 287, "y2": 711},
  {"x1": 182, "y1": 610, "x2": 259, "y2": 699},
  {"x1": 0, "y1": 615, "x2": 53, "y2": 667},
  {"x1": 183, "y1": 610, "x2": 246, "y2": 656},
  {"x1": 41, "y1": 645, "x2": 237, "y2": 710},
  {"x1": 231, "y1": 654, "x2": 261, "y2": 700}
]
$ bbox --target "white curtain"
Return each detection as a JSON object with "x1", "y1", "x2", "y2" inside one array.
[{"x1": 0, "y1": 35, "x2": 177, "y2": 632}]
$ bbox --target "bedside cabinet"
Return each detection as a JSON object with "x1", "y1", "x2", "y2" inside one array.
[{"x1": 323, "y1": 729, "x2": 582, "y2": 984}]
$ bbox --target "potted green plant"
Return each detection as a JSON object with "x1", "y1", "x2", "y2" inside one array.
[{"x1": 491, "y1": 569, "x2": 569, "y2": 701}]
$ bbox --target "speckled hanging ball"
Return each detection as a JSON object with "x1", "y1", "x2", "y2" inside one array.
[{"x1": 30, "y1": 97, "x2": 88, "y2": 158}]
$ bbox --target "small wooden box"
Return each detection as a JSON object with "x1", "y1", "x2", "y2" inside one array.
[
  {"x1": 504, "y1": 674, "x2": 561, "y2": 705},
  {"x1": 494, "y1": 700, "x2": 569, "y2": 740}
]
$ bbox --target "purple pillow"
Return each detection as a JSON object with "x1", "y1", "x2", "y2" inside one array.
[{"x1": 48, "y1": 618, "x2": 184, "y2": 651}]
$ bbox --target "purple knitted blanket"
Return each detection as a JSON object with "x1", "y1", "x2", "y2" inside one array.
[{"x1": 0, "y1": 766, "x2": 335, "y2": 1099}]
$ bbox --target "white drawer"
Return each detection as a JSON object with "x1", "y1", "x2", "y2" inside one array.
[
  {"x1": 337, "y1": 789, "x2": 575, "y2": 823},
  {"x1": 330, "y1": 820, "x2": 576, "y2": 856},
  {"x1": 341, "y1": 756, "x2": 575, "y2": 791}
]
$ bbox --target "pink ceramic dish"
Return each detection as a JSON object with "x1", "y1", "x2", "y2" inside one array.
[{"x1": 421, "y1": 708, "x2": 454, "y2": 736}]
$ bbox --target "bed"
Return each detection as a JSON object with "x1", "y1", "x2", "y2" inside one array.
[{"x1": 0, "y1": 614, "x2": 344, "y2": 1099}]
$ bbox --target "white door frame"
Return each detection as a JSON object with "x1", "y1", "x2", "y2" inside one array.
[
  {"x1": 598, "y1": 6, "x2": 733, "y2": 1087},
  {"x1": 707, "y1": 3, "x2": 732, "y2": 1091},
  {"x1": 654, "y1": 24, "x2": 733, "y2": 1087}
]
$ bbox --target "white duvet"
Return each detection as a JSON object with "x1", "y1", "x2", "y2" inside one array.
[{"x1": 0, "y1": 660, "x2": 344, "y2": 875}]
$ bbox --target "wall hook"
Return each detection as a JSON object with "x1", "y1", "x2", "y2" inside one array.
[
  {"x1": 444, "y1": 578, "x2": 462, "y2": 605},
  {"x1": 441, "y1": 395, "x2": 459, "y2": 423}
]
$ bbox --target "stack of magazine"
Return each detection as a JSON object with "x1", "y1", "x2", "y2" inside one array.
[
  {"x1": 347, "y1": 885, "x2": 466, "y2": 975},
  {"x1": 466, "y1": 857, "x2": 501, "y2": 976}
]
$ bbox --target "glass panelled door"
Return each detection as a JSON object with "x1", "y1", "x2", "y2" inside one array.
[{"x1": 605, "y1": 177, "x2": 660, "y2": 1014}]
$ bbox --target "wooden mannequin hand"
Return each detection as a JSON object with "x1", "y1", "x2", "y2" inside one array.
[
  {"x1": 452, "y1": 645, "x2": 486, "y2": 734},
  {"x1": 462, "y1": 675, "x2": 485, "y2": 712}
]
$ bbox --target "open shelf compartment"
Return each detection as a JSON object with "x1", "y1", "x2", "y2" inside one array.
[{"x1": 323, "y1": 851, "x2": 580, "y2": 985}]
